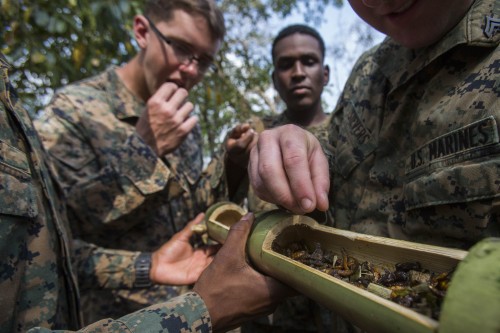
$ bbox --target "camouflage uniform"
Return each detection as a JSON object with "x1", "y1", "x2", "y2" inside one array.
[
  {"x1": 34, "y1": 67, "x2": 227, "y2": 322},
  {"x1": 243, "y1": 112, "x2": 337, "y2": 333},
  {"x1": 0, "y1": 54, "x2": 212, "y2": 332},
  {"x1": 329, "y1": 0, "x2": 500, "y2": 250}
]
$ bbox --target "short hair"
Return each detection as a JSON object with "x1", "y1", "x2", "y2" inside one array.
[
  {"x1": 271, "y1": 24, "x2": 326, "y2": 62},
  {"x1": 144, "y1": 0, "x2": 226, "y2": 42}
]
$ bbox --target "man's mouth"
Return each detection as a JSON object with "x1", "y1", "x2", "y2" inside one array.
[
  {"x1": 291, "y1": 86, "x2": 310, "y2": 94},
  {"x1": 166, "y1": 79, "x2": 186, "y2": 89}
]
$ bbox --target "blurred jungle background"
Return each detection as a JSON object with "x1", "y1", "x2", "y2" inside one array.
[{"x1": 0, "y1": 0, "x2": 382, "y2": 157}]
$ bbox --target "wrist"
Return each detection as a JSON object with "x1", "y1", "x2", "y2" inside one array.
[{"x1": 134, "y1": 252, "x2": 152, "y2": 288}]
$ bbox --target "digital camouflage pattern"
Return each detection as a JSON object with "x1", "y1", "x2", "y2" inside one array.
[
  {"x1": 329, "y1": 0, "x2": 500, "y2": 250},
  {"x1": 34, "y1": 67, "x2": 228, "y2": 322},
  {"x1": 0, "y1": 52, "x2": 81, "y2": 333},
  {"x1": 29, "y1": 292, "x2": 211, "y2": 333},
  {"x1": 0, "y1": 54, "x2": 212, "y2": 333}
]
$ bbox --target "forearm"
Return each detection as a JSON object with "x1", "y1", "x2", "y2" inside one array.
[
  {"x1": 224, "y1": 157, "x2": 249, "y2": 201},
  {"x1": 72, "y1": 239, "x2": 139, "y2": 290},
  {"x1": 36, "y1": 105, "x2": 180, "y2": 225},
  {"x1": 27, "y1": 292, "x2": 211, "y2": 333},
  {"x1": 189, "y1": 153, "x2": 240, "y2": 210},
  {"x1": 61, "y1": 133, "x2": 176, "y2": 225}
]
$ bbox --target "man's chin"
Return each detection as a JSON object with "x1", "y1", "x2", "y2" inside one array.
[
  {"x1": 287, "y1": 94, "x2": 310, "y2": 104},
  {"x1": 287, "y1": 103, "x2": 314, "y2": 114}
]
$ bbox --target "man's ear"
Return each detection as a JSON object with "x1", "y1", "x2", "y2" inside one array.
[
  {"x1": 323, "y1": 64, "x2": 330, "y2": 86},
  {"x1": 133, "y1": 15, "x2": 150, "y2": 49}
]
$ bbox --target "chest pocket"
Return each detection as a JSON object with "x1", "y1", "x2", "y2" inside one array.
[
  {"x1": 404, "y1": 156, "x2": 500, "y2": 209},
  {"x1": 0, "y1": 140, "x2": 38, "y2": 218},
  {"x1": 404, "y1": 116, "x2": 500, "y2": 210},
  {"x1": 401, "y1": 117, "x2": 500, "y2": 245}
]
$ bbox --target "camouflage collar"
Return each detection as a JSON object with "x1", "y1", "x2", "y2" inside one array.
[
  {"x1": 106, "y1": 66, "x2": 145, "y2": 121},
  {"x1": 440, "y1": 0, "x2": 499, "y2": 47},
  {"x1": 0, "y1": 52, "x2": 14, "y2": 110},
  {"x1": 375, "y1": 0, "x2": 499, "y2": 90}
]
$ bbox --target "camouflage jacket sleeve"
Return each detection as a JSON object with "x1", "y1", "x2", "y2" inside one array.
[
  {"x1": 35, "y1": 91, "x2": 180, "y2": 225},
  {"x1": 71, "y1": 239, "x2": 140, "y2": 290},
  {"x1": 198, "y1": 153, "x2": 231, "y2": 203},
  {"x1": 27, "y1": 292, "x2": 212, "y2": 333}
]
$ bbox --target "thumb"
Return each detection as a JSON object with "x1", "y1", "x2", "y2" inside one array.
[
  {"x1": 221, "y1": 213, "x2": 255, "y2": 257},
  {"x1": 175, "y1": 213, "x2": 205, "y2": 241}
]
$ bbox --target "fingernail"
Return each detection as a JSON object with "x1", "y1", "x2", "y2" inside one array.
[{"x1": 301, "y1": 198, "x2": 313, "y2": 210}]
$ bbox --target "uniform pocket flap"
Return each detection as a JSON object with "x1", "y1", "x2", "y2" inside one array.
[
  {"x1": 404, "y1": 158, "x2": 500, "y2": 210},
  {"x1": 0, "y1": 140, "x2": 29, "y2": 173},
  {"x1": 0, "y1": 140, "x2": 38, "y2": 218}
]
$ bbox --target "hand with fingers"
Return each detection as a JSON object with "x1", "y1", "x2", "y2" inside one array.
[
  {"x1": 226, "y1": 123, "x2": 258, "y2": 169},
  {"x1": 249, "y1": 124, "x2": 330, "y2": 215},
  {"x1": 136, "y1": 82, "x2": 198, "y2": 156},
  {"x1": 193, "y1": 213, "x2": 292, "y2": 332},
  {"x1": 150, "y1": 213, "x2": 219, "y2": 285}
]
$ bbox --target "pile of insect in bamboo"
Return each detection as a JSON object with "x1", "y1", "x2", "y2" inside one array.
[{"x1": 274, "y1": 239, "x2": 454, "y2": 319}]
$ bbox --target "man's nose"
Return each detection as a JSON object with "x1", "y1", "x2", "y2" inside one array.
[
  {"x1": 179, "y1": 61, "x2": 202, "y2": 79},
  {"x1": 291, "y1": 62, "x2": 306, "y2": 77}
]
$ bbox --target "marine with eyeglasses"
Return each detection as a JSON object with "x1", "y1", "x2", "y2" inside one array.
[{"x1": 34, "y1": 0, "x2": 252, "y2": 323}]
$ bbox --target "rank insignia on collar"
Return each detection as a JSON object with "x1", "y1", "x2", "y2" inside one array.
[{"x1": 484, "y1": 15, "x2": 500, "y2": 38}]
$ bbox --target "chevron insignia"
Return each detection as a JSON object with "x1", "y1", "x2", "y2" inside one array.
[{"x1": 484, "y1": 15, "x2": 500, "y2": 38}]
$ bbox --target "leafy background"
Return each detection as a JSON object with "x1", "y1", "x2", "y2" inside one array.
[{"x1": 1, "y1": 0, "x2": 379, "y2": 157}]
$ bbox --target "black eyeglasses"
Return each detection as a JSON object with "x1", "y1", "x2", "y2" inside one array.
[{"x1": 145, "y1": 16, "x2": 216, "y2": 74}]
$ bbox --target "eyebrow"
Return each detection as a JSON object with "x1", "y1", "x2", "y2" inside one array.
[
  {"x1": 147, "y1": 16, "x2": 215, "y2": 64},
  {"x1": 276, "y1": 53, "x2": 322, "y2": 61},
  {"x1": 173, "y1": 36, "x2": 215, "y2": 65}
]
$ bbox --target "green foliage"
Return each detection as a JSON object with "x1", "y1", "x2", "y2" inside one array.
[
  {"x1": 1, "y1": 0, "x2": 142, "y2": 112},
  {"x1": 1, "y1": 0, "x2": 343, "y2": 157}
]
